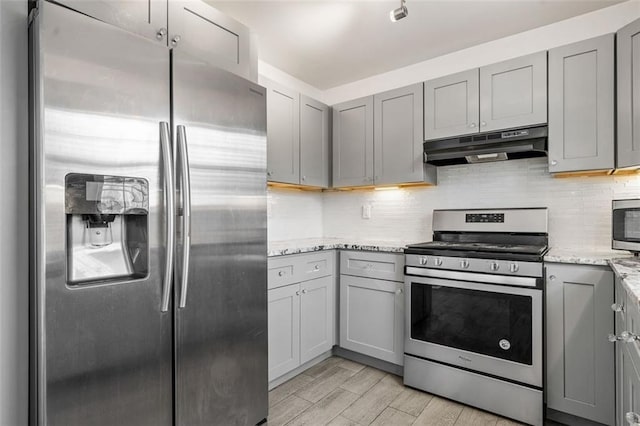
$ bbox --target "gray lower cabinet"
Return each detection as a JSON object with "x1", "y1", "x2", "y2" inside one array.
[
  {"x1": 479, "y1": 51, "x2": 547, "y2": 133},
  {"x1": 265, "y1": 79, "x2": 300, "y2": 184},
  {"x1": 617, "y1": 17, "x2": 640, "y2": 169},
  {"x1": 615, "y1": 272, "x2": 640, "y2": 426},
  {"x1": 424, "y1": 69, "x2": 480, "y2": 140},
  {"x1": 267, "y1": 252, "x2": 335, "y2": 382},
  {"x1": 300, "y1": 95, "x2": 331, "y2": 188},
  {"x1": 333, "y1": 96, "x2": 375, "y2": 187},
  {"x1": 374, "y1": 84, "x2": 436, "y2": 186},
  {"x1": 339, "y1": 251, "x2": 404, "y2": 365},
  {"x1": 53, "y1": 0, "x2": 168, "y2": 44},
  {"x1": 548, "y1": 34, "x2": 615, "y2": 173},
  {"x1": 545, "y1": 263, "x2": 614, "y2": 425}
]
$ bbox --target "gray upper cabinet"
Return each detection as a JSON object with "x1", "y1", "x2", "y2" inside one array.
[
  {"x1": 548, "y1": 35, "x2": 615, "y2": 173},
  {"x1": 479, "y1": 51, "x2": 547, "y2": 132},
  {"x1": 300, "y1": 95, "x2": 331, "y2": 188},
  {"x1": 54, "y1": 0, "x2": 168, "y2": 44},
  {"x1": 333, "y1": 96, "x2": 374, "y2": 187},
  {"x1": 424, "y1": 52, "x2": 547, "y2": 141},
  {"x1": 424, "y1": 69, "x2": 480, "y2": 140},
  {"x1": 617, "y1": 17, "x2": 640, "y2": 169},
  {"x1": 265, "y1": 80, "x2": 300, "y2": 184},
  {"x1": 375, "y1": 84, "x2": 436, "y2": 185},
  {"x1": 169, "y1": 1, "x2": 254, "y2": 81},
  {"x1": 545, "y1": 263, "x2": 614, "y2": 425}
]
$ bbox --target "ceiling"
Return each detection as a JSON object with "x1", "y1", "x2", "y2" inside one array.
[{"x1": 208, "y1": 0, "x2": 624, "y2": 90}]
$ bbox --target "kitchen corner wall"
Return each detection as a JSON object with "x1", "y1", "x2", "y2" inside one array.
[
  {"x1": 268, "y1": 158, "x2": 640, "y2": 249},
  {"x1": 322, "y1": 158, "x2": 640, "y2": 250}
]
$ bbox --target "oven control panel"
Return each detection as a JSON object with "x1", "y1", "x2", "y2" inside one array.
[
  {"x1": 465, "y1": 213, "x2": 504, "y2": 223},
  {"x1": 405, "y1": 254, "x2": 543, "y2": 278}
]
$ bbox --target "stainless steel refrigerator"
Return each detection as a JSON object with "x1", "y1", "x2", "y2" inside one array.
[{"x1": 29, "y1": 2, "x2": 268, "y2": 425}]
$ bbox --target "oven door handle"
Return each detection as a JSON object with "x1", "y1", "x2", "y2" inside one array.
[{"x1": 405, "y1": 266, "x2": 540, "y2": 288}]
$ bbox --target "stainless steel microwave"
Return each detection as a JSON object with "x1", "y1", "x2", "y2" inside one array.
[{"x1": 613, "y1": 199, "x2": 640, "y2": 254}]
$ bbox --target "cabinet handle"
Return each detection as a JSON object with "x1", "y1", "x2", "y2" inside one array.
[
  {"x1": 171, "y1": 35, "x2": 181, "y2": 47},
  {"x1": 468, "y1": 123, "x2": 476, "y2": 128},
  {"x1": 612, "y1": 303, "x2": 625, "y2": 313},
  {"x1": 608, "y1": 333, "x2": 623, "y2": 342},
  {"x1": 480, "y1": 121, "x2": 487, "y2": 127},
  {"x1": 295, "y1": 290, "x2": 300, "y2": 296},
  {"x1": 267, "y1": 171, "x2": 273, "y2": 177},
  {"x1": 278, "y1": 271, "x2": 285, "y2": 277},
  {"x1": 626, "y1": 412, "x2": 640, "y2": 426},
  {"x1": 313, "y1": 265, "x2": 320, "y2": 271},
  {"x1": 548, "y1": 275, "x2": 556, "y2": 281},
  {"x1": 156, "y1": 28, "x2": 167, "y2": 41},
  {"x1": 550, "y1": 160, "x2": 558, "y2": 166},
  {"x1": 621, "y1": 331, "x2": 640, "y2": 343},
  {"x1": 302, "y1": 289, "x2": 307, "y2": 294},
  {"x1": 302, "y1": 176, "x2": 306, "y2": 181},
  {"x1": 396, "y1": 288, "x2": 403, "y2": 294}
]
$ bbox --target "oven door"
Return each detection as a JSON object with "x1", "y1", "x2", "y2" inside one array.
[{"x1": 405, "y1": 271, "x2": 542, "y2": 387}]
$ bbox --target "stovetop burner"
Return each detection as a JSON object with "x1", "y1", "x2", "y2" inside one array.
[{"x1": 406, "y1": 241, "x2": 548, "y2": 255}]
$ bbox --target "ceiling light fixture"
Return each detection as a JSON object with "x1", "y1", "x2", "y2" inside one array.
[{"x1": 390, "y1": 0, "x2": 408, "y2": 22}]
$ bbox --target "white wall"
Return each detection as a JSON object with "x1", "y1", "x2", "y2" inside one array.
[
  {"x1": 0, "y1": 1, "x2": 28, "y2": 425},
  {"x1": 322, "y1": 158, "x2": 640, "y2": 250},
  {"x1": 268, "y1": 187, "x2": 324, "y2": 241},
  {"x1": 323, "y1": 0, "x2": 640, "y2": 105}
]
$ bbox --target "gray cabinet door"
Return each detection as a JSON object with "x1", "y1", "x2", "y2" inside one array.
[
  {"x1": 333, "y1": 96, "x2": 374, "y2": 187},
  {"x1": 169, "y1": 1, "x2": 253, "y2": 80},
  {"x1": 300, "y1": 276, "x2": 334, "y2": 364},
  {"x1": 300, "y1": 95, "x2": 330, "y2": 188},
  {"x1": 548, "y1": 35, "x2": 615, "y2": 173},
  {"x1": 480, "y1": 52, "x2": 547, "y2": 132},
  {"x1": 616, "y1": 276, "x2": 628, "y2": 426},
  {"x1": 622, "y1": 347, "x2": 640, "y2": 426},
  {"x1": 339, "y1": 275, "x2": 404, "y2": 365},
  {"x1": 617, "y1": 17, "x2": 640, "y2": 169},
  {"x1": 546, "y1": 263, "x2": 614, "y2": 425},
  {"x1": 265, "y1": 80, "x2": 300, "y2": 184},
  {"x1": 424, "y1": 69, "x2": 480, "y2": 140},
  {"x1": 268, "y1": 284, "x2": 300, "y2": 381},
  {"x1": 54, "y1": 0, "x2": 168, "y2": 44},
  {"x1": 375, "y1": 83, "x2": 434, "y2": 185}
]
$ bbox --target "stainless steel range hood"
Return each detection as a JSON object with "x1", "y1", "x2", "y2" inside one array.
[{"x1": 423, "y1": 125, "x2": 548, "y2": 166}]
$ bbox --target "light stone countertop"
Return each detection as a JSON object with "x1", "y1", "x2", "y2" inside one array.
[
  {"x1": 543, "y1": 247, "x2": 634, "y2": 266},
  {"x1": 609, "y1": 257, "x2": 640, "y2": 306},
  {"x1": 267, "y1": 238, "x2": 416, "y2": 257}
]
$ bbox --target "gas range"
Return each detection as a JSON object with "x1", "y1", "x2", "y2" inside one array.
[{"x1": 403, "y1": 208, "x2": 548, "y2": 426}]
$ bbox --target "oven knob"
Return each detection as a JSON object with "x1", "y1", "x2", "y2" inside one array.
[
  {"x1": 419, "y1": 257, "x2": 428, "y2": 266},
  {"x1": 460, "y1": 260, "x2": 469, "y2": 269},
  {"x1": 490, "y1": 262, "x2": 500, "y2": 271},
  {"x1": 509, "y1": 263, "x2": 519, "y2": 273},
  {"x1": 434, "y1": 258, "x2": 443, "y2": 266}
]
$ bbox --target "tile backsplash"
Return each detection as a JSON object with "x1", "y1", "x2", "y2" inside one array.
[{"x1": 269, "y1": 158, "x2": 640, "y2": 249}]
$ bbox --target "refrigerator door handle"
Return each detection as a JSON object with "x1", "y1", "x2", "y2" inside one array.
[
  {"x1": 177, "y1": 125, "x2": 191, "y2": 308},
  {"x1": 160, "y1": 121, "x2": 175, "y2": 312}
]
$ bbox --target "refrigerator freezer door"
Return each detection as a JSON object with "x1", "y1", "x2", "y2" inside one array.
[
  {"x1": 32, "y1": 3, "x2": 172, "y2": 425},
  {"x1": 172, "y1": 51, "x2": 268, "y2": 425}
]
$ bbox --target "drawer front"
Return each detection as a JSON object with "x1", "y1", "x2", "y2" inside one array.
[
  {"x1": 340, "y1": 250, "x2": 404, "y2": 282},
  {"x1": 268, "y1": 251, "x2": 334, "y2": 289}
]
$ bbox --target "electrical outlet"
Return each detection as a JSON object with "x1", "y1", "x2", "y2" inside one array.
[{"x1": 362, "y1": 204, "x2": 372, "y2": 219}]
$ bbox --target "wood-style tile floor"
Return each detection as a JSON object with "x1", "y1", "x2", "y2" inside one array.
[{"x1": 267, "y1": 356, "x2": 525, "y2": 426}]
